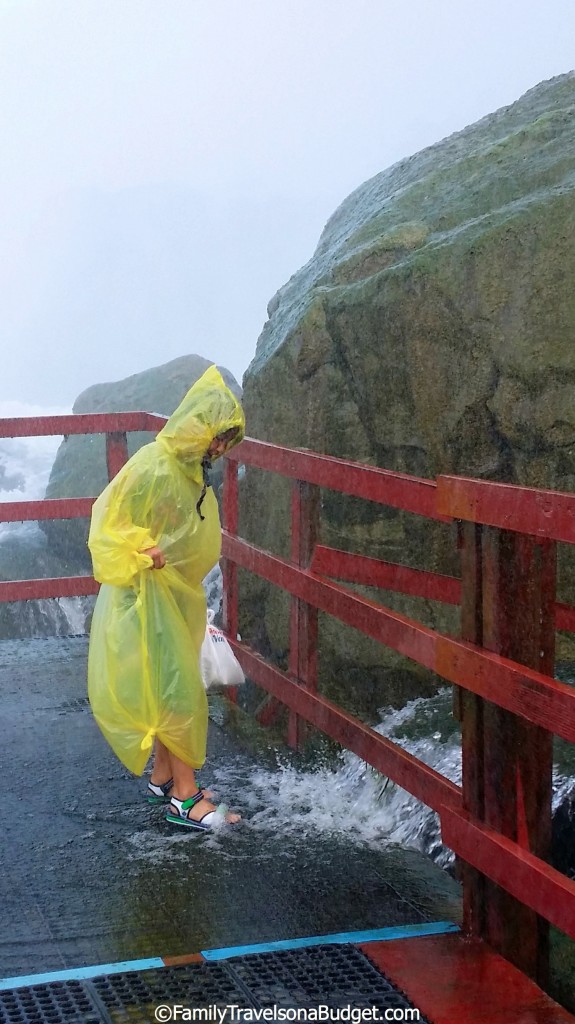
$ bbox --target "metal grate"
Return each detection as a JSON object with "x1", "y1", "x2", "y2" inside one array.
[
  {"x1": 226, "y1": 944, "x2": 425, "y2": 1012},
  {"x1": 0, "y1": 946, "x2": 431, "y2": 1024},
  {"x1": 93, "y1": 961, "x2": 253, "y2": 1018},
  {"x1": 0, "y1": 980, "x2": 105, "y2": 1024}
]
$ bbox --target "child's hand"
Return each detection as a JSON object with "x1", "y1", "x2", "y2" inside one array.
[{"x1": 141, "y1": 546, "x2": 166, "y2": 569}]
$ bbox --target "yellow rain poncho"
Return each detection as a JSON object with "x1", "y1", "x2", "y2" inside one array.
[{"x1": 87, "y1": 365, "x2": 245, "y2": 775}]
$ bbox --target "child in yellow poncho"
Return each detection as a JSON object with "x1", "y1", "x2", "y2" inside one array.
[{"x1": 87, "y1": 365, "x2": 245, "y2": 830}]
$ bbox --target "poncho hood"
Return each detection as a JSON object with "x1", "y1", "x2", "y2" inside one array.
[{"x1": 156, "y1": 365, "x2": 245, "y2": 474}]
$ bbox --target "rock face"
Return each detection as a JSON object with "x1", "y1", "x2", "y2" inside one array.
[
  {"x1": 239, "y1": 72, "x2": 575, "y2": 710},
  {"x1": 43, "y1": 355, "x2": 240, "y2": 573}
]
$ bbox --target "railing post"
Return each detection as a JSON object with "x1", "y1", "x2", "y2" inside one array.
[
  {"x1": 460, "y1": 522, "x2": 556, "y2": 985},
  {"x1": 105, "y1": 431, "x2": 129, "y2": 481},
  {"x1": 288, "y1": 479, "x2": 320, "y2": 748},
  {"x1": 458, "y1": 521, "x2": 486, "y2": 939},
  {"x1": 222, "y1": 457, "x2": 239, "y2": 649}
]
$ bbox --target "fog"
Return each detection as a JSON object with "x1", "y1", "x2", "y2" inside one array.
[{"x1": 1, "y1": 0, "x2": 573, "y2": 405}]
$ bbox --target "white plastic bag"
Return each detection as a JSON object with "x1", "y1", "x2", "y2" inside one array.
[{"x1": 200, "y1": 609, "x2": 245, "y2": 690}]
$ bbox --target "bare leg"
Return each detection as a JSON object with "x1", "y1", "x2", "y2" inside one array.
[
  {"x1": 151, "y1": 738, "x2": 215, "y2": 800},
  {"x1": 150, "y1": 739, "x2": 172, "y2": 786},
  {"x1": 168, "y1": 749, "x2": 240, "y2": 824}
]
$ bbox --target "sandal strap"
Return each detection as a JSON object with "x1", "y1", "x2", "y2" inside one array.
[
  {"x1": 195, "y1": 803, "x2": 228, "y2": 825},
  {"x1": 148, "y1": 778, "x2": 174, "y2": 797},
  {"x1": 198, "y1": 810, "x2": 217, "y2": 826},
  {"x1": 171, "y1": 791, "x2": 206, "y2": 815}
]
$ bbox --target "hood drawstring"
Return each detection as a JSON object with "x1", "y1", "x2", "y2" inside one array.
[{"x1": 196, "y1": 455, "x2": 212, "y2": 521}]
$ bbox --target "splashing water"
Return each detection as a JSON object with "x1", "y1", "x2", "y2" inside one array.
[
  {"x1": 203, "y1": 563, "x2": 223, "y2": 617},
  {"x1": 126, "y1": 693, "x2": 463, "y2": 866},
  {"x1": 199, "y1": 692, "x2": 460, "y2": 867},
  {"x1": 131, "y1": 689, "x2": 574, "y2": 869}
]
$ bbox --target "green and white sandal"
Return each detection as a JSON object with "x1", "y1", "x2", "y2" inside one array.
[{"x1": 166, "y1": 791, "x2": 229, "y2": 832}]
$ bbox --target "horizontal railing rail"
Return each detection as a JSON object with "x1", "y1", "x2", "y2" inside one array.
[
  {"x1": 0, "y1": 411, "x2": 167, "y2": 438},
  {"x1": 0, "y1": 577, "x2": 99, "y2": 602},
  {"x1": 0, "y1": 497, "x2": 95, "y2": 522},
  {"x1": 437, "y1": 474, "x2": 575, "y2": 543},
  {"x1": 310, "y1": 543, "x2": 575, "y2": 633},
  {"x1": 440, "y1": 808, "x2": 575, "y2": 941},
  {"x1": 311, "y1": 544, "x2": 463, "y2": 604},
  {"x1": 227, "y1": 439, "x2": 449, "y2": 521}
]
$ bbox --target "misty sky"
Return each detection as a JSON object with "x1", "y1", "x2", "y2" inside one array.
[{"x1": 1, "y1": 0, "x2": 574, "y2": 408}]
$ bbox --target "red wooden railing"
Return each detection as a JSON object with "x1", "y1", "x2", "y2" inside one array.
[
  {"x1": 220, "y1": 440, "x2": 575, "y2": 988},
  {"x1": 0, "y1": 412, "x2": 166, "y2": 602},
  {"x1": 1, "y1": 414, "x2": 575, "y2": 990}
]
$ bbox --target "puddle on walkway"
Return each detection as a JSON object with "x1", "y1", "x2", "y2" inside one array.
[{"x1": 0, "y1": 635, "x2": 461, "y2": 976}]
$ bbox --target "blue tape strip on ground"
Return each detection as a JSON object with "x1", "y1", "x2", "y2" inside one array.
[
  {"x1": 0, "y1": 957, "x2": 165, "y2": 992},
  {"x1": 201, "y1": 921, "x2": 460, "y2": 960},
  {"x1": 0, "y1": 922, "x2": 460, "y2": 990}
]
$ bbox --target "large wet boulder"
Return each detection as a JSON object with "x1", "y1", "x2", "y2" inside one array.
[{"x1": 239, "y1": 72, "x2": 575, "y2": 709}]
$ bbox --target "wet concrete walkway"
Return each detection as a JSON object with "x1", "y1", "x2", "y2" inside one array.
[{"x1": 0, "y1": 635, "x2": 461, "y2": 981}]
